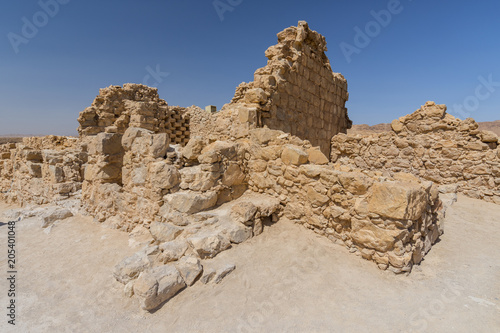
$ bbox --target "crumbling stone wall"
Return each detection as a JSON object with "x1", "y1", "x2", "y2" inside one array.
[
  {"x1": 79, "y1": 85, "x2": 193, "y2": 226},
  {"x1": 223, "y1": 128, "x2": 443, "y2": 274},
  {"x1": 331, "y1": 102, "x2": 500, "y2": 204},
  {"x1": 0, "y1": 136, "x2": 85, "y2": 205},
  {"x1": 228, "y1": 21, "x2": 351, "y2": 156},
  {"x1": 78, "y1": 84, "x2": 190, "y2": 146}
]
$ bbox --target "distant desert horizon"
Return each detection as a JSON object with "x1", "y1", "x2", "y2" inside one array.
[
  {"x1": 349, "y1": 119, "x2": 500, "y2": 136},
  {"x1": 2, "y1": 121, "x2": 499, "y2": 144}
]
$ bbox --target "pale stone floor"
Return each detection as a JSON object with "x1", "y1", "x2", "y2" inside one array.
[{"x1": 0, "y1": 195, "x2": 499, "y2": 333}]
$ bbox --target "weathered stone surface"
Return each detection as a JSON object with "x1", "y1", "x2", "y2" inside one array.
[
  {"x1": 40, "y1": 207, "x2": 73, "y2": 228},
  {"x1": 149, "y1": 162, "x2": 181, "y2": 190},
  {"x1": 368, "y1": 182, "x2": 427, "y2": 220},
  {"x1": 158, "y1": 239, "x2": 189, "y2": 263},
  {"x1": 150, "y1": 222, "x2": 183, "y2": 243},
  {"x1": 230, "y1": 202, "x2": 257, "y2": 225},
  {"x1": 122, "y1": 127, "x2": 144, "y2": 151},
  {"x1": 244, "y1": 88, "x2": 268, "y2": 104},
  {"x1": 90, "y1": 133, "x2": 123, "y2": 155},
  {"x1": 222, "y1": 164, "x2": 245, "y2": 186},
  {"x1": 133, "y1": 264, "x2": 186, "y2": 311},
  {"x1": 351, "y1": 218, "x2": 404, "y2": 252},
  {"x1": 281, "y1": 145, "x2": 308, "y2": 166},
  {"x1": 477, "y1": 130, "x2": 498, "y2": 143},
  {"x1": 174, "y1": 256, "x2": 203, "y2": 286},
  {"x1": 165, "y1": 191, "x2": 218, "y2": 214},
  {"x1": 200, "y1": 268, "x2": 216, "y2": 284},
  {"x1": 225, "y1": 222, "x2": 253, "y2": 244},
  {"x1": 249, "y1": 128, "x2": 281, "y2": 145},
  {"x1": 199, "y1": 141, "x2": 237, "y2": 164},
  {"x1": 181, "y1": 137, "x2": 206, "y2": 160},
  {"x1": 229, "y1": 21, "x2": 352, "y2": 155},
  {"x1": 214, "y1": 263, "x2": 236, "y2": 284},
  {"x1": 187, "y1": 232, "x2": 231, "y2": 259},
  {"x1": 113, "y1": 248, "x2": 156, "y2": 284},
  {"x1": 338, "y1": 172, "x2": 372, "y2": 195},
  {"x1": 391, "y1": 119, "x2": 404, "y2": 133},
  {"x1": 306, "y1": 186, "x2": 329, "y2": 206},
  {"x1": 307, "y1": 148, "x2": 329, "y2": 165}
]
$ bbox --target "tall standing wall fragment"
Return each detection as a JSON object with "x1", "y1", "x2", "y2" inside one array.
[{"x1": 229, "y1": 21, "x2": 352, "y2": 156}]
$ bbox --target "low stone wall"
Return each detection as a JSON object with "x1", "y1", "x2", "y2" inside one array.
[
  {"x1": 331, "y1": 102, "x2": 500, "y2": 204},
  {"x1": 235, "y1": 128, "x2": 443, "y2": 274},
  {"x1": 0, "y1": 136, "x2": 86, "y2": 205}
]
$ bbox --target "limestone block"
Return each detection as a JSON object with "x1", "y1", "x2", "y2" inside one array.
[
  {"x1": 181, "y1": 137, "x2": 206, "y2": 160},
  {"x1": 121, "y1": 127, "x2": 143, "y2": 151},
  {"x1": 187, "y1": 232, "x2": 231, "y2": 259},
  {"x1": 150, "y1": 222, "x2": 183, "y2": 243},
  {"x1": 368, "y1": 182, "x2": 427, "y2": 220},
  {"x1": 391, "y1": 119, "x2": 404, "y2": 133},
  {"x1": 478, "y1": 130, "x2": 498, "y2": 143},
  {"x1": 151, "y1": 133, "x2": 169, "y2": 158},
  {"x1": 149, "y1": 162, "x2": 181, "y2": 190},
  {"x1": 23, "y1": 150, "x2": 43, "y2": 162},
  {"x1": 281, "y1": 145, "x2": 308, "y2": 166},
  {"x1": 249, "y1": 128, "x2": 281, "y2": 145},
  {"x1": 338, "y1": 172, "x2": 372, "y2": 195},
  {"x1": 222, "y1": 164, "x2": 245, "y2": 186},
  {"x1": 174, "y1": 256, "x2": 203, "y2": 286},
  {"x1": 90, "y1": 133, "x2": 123, "y2": 155},
  {"x1": 165, "y1": 191, "x2": 218, "y2": 214},
  {"x1": 307, "y1": 147, "x2": 329, "y2": 165},
  {"x1": 159, "y1": 239, "x2": 189, "y2": 263},
  {"x1": 351, "y1": 218, "x2": 405, "y2": 252},
  {"x1": 230, "y1": 202, "x2": 258, "y2": 226},
  {"x1": 244, "y1": 88, "x2": 268, "y2": 104},
  {"x1": 133, "y1": 264, "x2": 186, "y2": 311},
  {"x1": 201, "y1": 141, "x2": 238, "y2": 160},
  {"x1": 113, "y1": 249, "x2": 155, "y2": 284},
  {"x1": 40, "y1": 207, "x2": 73, "y2": 228}
]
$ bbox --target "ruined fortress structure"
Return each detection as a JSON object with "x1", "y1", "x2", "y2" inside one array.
[
  {"x1": 229, "y1": 21, "x2": 351, "y2": 156},
  {"x1": 332, "y1": 102, "x2": 500, "y2": 204},
  {"x1": 1, "y1": 22, "x2": 499, "y2": 311}
]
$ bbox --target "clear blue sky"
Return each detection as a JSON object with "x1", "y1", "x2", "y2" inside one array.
[{"x1": 1, "y1": 0, "x2": 499, "y2": 136}]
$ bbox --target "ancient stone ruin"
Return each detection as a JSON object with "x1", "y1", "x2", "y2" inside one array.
[
  {"x1": 229, "y1": 21, "x2": 352, "y2": 155},
  {"x1": 332, "y1": 101, "x2": 500, "y2": 204},
  {"x1": 1, "y1": 21, "x2": 498, "y2": 311}
]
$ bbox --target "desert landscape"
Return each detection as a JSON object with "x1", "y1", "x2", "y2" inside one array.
[
  {"x1": 1, "y1": 19, "x2": 499, "y2": 333},
  {"x1": 349, "y1": 120, "x2": 500, "y2": 137}
]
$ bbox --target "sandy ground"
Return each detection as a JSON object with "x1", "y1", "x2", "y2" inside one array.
[{"x1": 0, "y1": 195, "x2": 499, "y2": 333}]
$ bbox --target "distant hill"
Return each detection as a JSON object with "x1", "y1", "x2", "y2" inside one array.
[
  {"x1": 0, "y1": 136, "x2": 24, "y2": 144},
  {"x1": 477, "y1": 120, "x2": 500, "y2": 136},
  {"x1": 348, "y1": 120, "x2": 500, "y2": 136}
]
